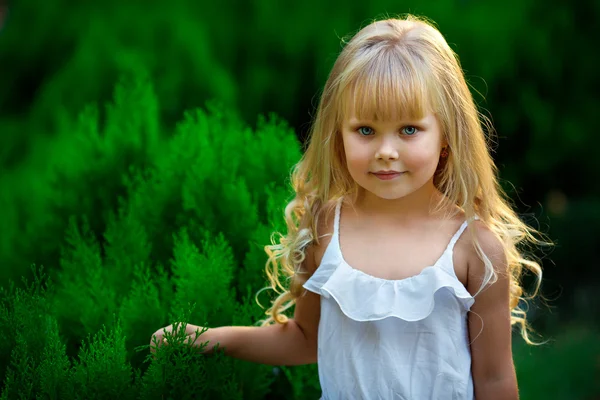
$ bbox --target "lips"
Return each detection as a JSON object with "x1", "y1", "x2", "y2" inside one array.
[
  {"x1": 371, "y1": 171, "x2": 404, "y2": 180},
  {"x1": 372, "y1": 170, "x2": 403, "y2": 175}
]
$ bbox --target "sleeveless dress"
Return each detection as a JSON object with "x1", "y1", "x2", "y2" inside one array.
[{"x1": 302, "y1": 198, "x2": 476, "y2": 400}]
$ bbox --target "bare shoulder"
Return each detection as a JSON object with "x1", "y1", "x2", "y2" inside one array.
[
  {"x1": 296, "y1": 200, "x2": 336, "y2": 276},
  {"x1": 311, "y1": 200, "x2": 337, "y2": 268},
  {"x1": 460, "y1": 220, "x2": 508, "y2": 295},
  {"x1": 467, "y1": 220, "x2": 507, "y2": 270}
]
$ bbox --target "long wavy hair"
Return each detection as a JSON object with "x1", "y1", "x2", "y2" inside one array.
[{"x1": 258, "y1": 14, "x2": 549, "y2": 344}]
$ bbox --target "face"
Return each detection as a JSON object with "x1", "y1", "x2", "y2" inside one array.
[{"x1": 341, "y1": 112, "x2": 446, "y2": 201}]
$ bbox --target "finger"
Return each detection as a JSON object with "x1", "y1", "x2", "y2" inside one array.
[{"x1": 150, "y1": 334, "x2": 164, "y2": 350}]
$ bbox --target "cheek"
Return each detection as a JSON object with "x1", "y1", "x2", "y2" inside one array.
[
  {"x1": 343, "y1": 137, "x2": 368, "y2": 165},
  {"x1": 403, "y1": 146, "x2": 439, "y2": 169}
]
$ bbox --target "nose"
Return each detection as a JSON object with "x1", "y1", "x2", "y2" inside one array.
[{"x1": 375, "y1": 137, "x2": 399, "y2": 160}]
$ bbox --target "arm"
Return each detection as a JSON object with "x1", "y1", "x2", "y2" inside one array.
[
  {"x1": 192, "y1": 244, "x2": 321, "y2": 366},
  {"x1": 467, "y1": 222, "x2": 519, "y2": 400}
]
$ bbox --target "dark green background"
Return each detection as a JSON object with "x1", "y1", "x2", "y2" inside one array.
[{"x1": 0, "y1": 0, "x2": 598, "y2": 398}]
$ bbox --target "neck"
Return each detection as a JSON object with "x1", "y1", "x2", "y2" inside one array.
[{"x1": 353, "y1": 180, "x2": 446, "y2": 220}]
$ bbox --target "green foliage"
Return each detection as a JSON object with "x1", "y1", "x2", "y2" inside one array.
[
  {"x1": 0, "y1": 73, "x2": 305, "y2": 398},
  {"x1": 169, "y1": 229, "x2": 237, "y2": 328},
  {"x1": 0, "y1": 267, "x2": 56, "y2": 399},
  {"x1": 281, "y1": 363, "x2": 322, "y2": 400}
]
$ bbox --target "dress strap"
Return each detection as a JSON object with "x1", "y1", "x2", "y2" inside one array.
[
  {"x1": 448, "y1": 220, "x2": 468, "y2": 250},
  {"x1": 435, "y1": 216, "x2": 478, "y2": 277},
  {"x1": 446, "y1": 216, "x2": 480, "y2": 252},
  {"x1": 333, "y1": 197, "x2": 343, "y2": 238}
]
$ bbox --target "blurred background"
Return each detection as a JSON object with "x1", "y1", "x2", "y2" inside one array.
[{"x1": 0, "y1": 0, "x2": 599, "y2": 398}]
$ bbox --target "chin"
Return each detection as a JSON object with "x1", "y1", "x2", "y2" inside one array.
[
  {"x1": 362, "y1": 186, "x2": 416, "y2": 201},
  {"x1": 360, "y1": 180, "x2": 431, "y2": 201}
]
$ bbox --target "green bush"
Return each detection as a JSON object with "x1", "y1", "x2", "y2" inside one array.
[{"x1": 0, "y1": 74, "x2": 320, "y2": 399}]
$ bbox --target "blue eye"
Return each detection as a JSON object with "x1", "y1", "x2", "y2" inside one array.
[
  {"x1": 357, "y1": 126, "x2": 374, "y2": 136},
  {"x1": 355, "y1": 125, "x2": 418, "y2": 136},
  {"x1": 402, "y1": 126, "x2": 418, "y2": 135}
]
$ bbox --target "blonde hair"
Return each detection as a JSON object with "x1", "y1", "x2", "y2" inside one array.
[{"x1": 258, "y1": 14, "x2": 549, "y2": 345}]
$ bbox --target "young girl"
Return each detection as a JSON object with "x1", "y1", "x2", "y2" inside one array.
[{"x1": 152, "y1": 14, "x2": 545, "y2": 399}]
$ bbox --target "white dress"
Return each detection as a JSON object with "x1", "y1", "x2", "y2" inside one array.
[{"x1": 303, "y1": 198, "x2": 476, "y2": 400}]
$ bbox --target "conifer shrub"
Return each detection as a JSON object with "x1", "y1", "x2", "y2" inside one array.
[{"x1": 0, "y1": 73, "x2": 321, "y2": 399}]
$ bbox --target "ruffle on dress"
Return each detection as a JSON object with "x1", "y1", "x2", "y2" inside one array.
[{"x1": 303, "y1": 256, "x2": 474, "y2": 323}]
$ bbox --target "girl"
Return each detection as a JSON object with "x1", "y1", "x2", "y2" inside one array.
[{"x1": 152, "y1": 14, "x2": 546, "y2": 399}]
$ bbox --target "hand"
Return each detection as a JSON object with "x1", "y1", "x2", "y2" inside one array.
[{"x1": 149, "y1": 322, "x2": 207, "y2": 356}]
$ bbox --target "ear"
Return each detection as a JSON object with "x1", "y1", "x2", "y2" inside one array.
[{"x1": 441, "y1": 134, "x2": 449, "y2": 149}]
